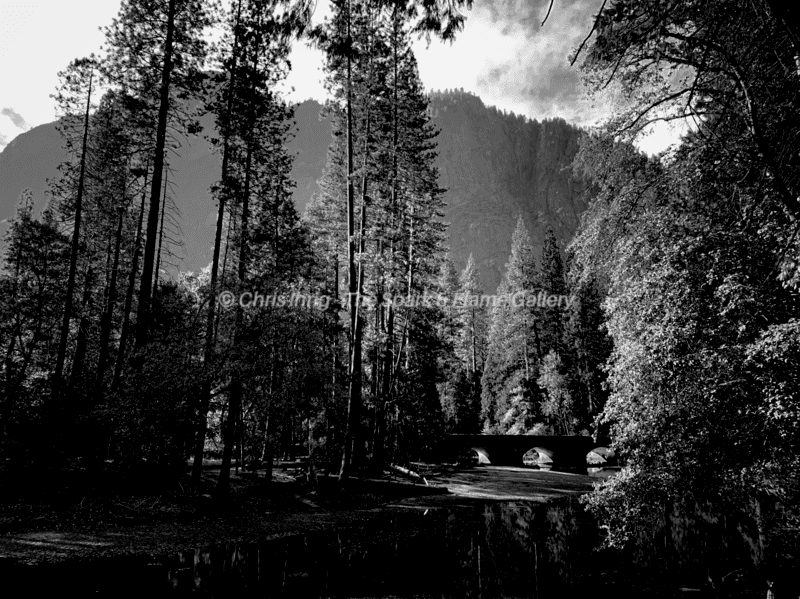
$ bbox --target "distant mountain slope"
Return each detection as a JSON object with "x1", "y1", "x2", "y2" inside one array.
[
  {"x1": 0, "y1": 121, "x2": 66, "y2": 220},
  {"x1": 289, "y1": 91, "x2": 589, "y2": 291},
  {"x1": 148, "y1": 99, "x2": 332, "y2": 273},
  {"x1": 0, "y1": 100, "x2": 332, "y2": 275},
  {"x1": 0, "y1": 93, "x2": 588, "y2": 289},
  {"x1": 428, "y1": 90, "x2": 588, "y2": 290},
  {"x1": 290, "y1": 99, "x2": 335, "y2": 217}
]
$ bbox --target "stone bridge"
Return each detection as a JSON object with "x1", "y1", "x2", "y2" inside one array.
[{"x1": 444, "y1": 435, "x2": 606, "y2": 471}]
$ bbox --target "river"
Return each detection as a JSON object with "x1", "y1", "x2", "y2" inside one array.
[{"x1": 2, "y1": 466, "x2": 781, "y2": 597}]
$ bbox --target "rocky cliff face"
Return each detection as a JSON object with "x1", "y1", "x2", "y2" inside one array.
[
  {"x1": 428, "y1": 90, "x2": 588, "y2": 290},
  {"x1": 0, "y1": 93, "x2": 588, "y2": 289}
]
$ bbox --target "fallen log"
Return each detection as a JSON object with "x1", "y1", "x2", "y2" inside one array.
[{"x1": 386, "y1": 463, "x2": 429, "y2": 485}]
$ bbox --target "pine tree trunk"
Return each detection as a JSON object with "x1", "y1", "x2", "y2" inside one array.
[
  {"x1": 370, "y1": 285, "x2": 382, "y2": 470},
  {"x1": 339, "y1": 0, "x2": 358, "y2": 484},
  {"x1": 373, "y1": 4, "x2": 400, "y2": 471},
  {"x1": 215, "y1": 214, "x2": 235, "y2": 336},
  {"x1": 53, "y1": 68, "x2": 93, "y2": 405},
  {"x1": 152, "y1": 167, "x2": 169, "y2": 302},
  {"x1": 217, "y1": 134, "x2": 253, "y2": 495},
  {"x1": 404, "y1": 203, "x2": 414, "y2": 370},
  {"x1": 342, "y1": 0, "x2": 377, "y2": 477},
  {"x1": 193, "y1": 0, "x2": 242, "y2": 489},
  {"x1": 135, "y1": 0, "x2": 177, "y2": 350},
  {"x1": 113, "y1": 175, "x2": 147, "y2": 390},
  {"x1": 329, "y1": 255, "x2": 339, "y2": 468},
  {"x1": 96, "y1": 205, "x2": 125, "y2": 395},
  {"x1": 349, "y1": 196, "x2": 367, "y2": 472}
]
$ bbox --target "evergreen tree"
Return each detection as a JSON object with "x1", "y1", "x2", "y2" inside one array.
[
  {"x1": 309, "y1": 0, "x2": 452, "y2": 473},
  {"x1": 102, "y1": 0, "x2": 212, "y2": 349},
  {"x1": 537, "y1": 350, "x2": 576, "y2": 435},
  {"x1": 539, "y1": 226, "x2": 566, "y2": 356},
  {"x1": 0, "y1": 196, "x2": 70, "y2": 456},
  {"x1": 84, "y1": 91, "x2": 149, "y2": 400},
  {"x1": 481, "y1": 276, "x2": 511, "y2": 433},
  {"x1": 436, "y1": 253, "x2": 470, "y2": 432},
  {"x1": 454, "y1": 254, "x2": 485, "y2": 376},
  {"x1": 206, "y1": 0, "x2": 302, "y2": 495},
  {"x1": 480, "y1": 218, "x2": 540, "y2": 433},
  {"x1": 51, "y1": 58, "x2": 96, "y2": 407}
]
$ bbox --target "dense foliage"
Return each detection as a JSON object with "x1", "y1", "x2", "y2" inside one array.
[
  {"x1": 568, "y1": 0, "x2": 800, "y2": 577},
  {"x1": 0, "y1": 0, "x2": 480, "y2": 494}
]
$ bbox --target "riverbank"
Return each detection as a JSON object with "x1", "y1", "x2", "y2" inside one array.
[{"x1": 0, "y1": 464, "x2": 596, "y2": 567}]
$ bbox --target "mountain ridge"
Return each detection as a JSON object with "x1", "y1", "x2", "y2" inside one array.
[{"x1": 0, "y1": 91, "x2": 589, "y2": 290}]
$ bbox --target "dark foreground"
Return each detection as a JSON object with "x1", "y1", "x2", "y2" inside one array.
[
  {"x1": 0, "y1": 465, "x2": 593, "y2": 565},
  {"x1": 0, "y1": 465, "x2": 793, "y2": 598}
]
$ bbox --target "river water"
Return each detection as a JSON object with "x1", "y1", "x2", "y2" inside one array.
[
  {"x1": 4, "y1": 468, "x2": 782, "y2": 597},
  {"x1": 154, "y1": 495, "x2": 768, "y2": 598},
  {"x1": 163, "y1": 500, "x2": 596, "y2": 598}
]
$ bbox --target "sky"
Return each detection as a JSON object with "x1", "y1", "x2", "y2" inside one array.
[{"x1": 0, "y1": 0, "x2": 681, "y2": 154}]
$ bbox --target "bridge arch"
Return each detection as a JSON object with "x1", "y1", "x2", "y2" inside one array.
[{"x1": 446, "y1": 435, "x2": 607, "y2": 471}]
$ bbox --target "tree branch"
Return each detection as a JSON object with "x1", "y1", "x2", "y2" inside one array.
[
  {"x1": 570, "y1": 0, "x2": 608, "y2": 67},
  {"x1": 541, "y1": 0, "x2": 554, "y2": 27}
]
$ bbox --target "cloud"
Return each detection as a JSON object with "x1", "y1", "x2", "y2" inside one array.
[
  {"x1": 473, "y1": 0, "x2": 608, "y2": 124},
  {"x1": 273, "y1": 0, "x2": 617, "y2": 130},
  {"x1": 1, "y1": 107, "x2": 29, "y2": 130},
  {"x1": 0, "y1": 108, "x2": 30, "y2": 151},
  {"x1": 414, "y1": 0, "x2": 610, "y2": 126}
]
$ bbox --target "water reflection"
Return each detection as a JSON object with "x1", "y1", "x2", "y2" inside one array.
[
  {"x1": 161, "y1": 500, "x2": 603, "y2": 598},
  {"x1": 7, "y1": 494, "x2": 772, "y2": 597},
  {"x1": 160, "y1": 496, "x2": 771, "y2": 598}
]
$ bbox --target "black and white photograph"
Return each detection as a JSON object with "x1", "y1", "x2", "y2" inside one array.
[{"x1": 0, "y1": 0, "x2": 799, "y2": 596}]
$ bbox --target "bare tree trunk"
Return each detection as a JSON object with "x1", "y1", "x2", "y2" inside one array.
[
  {"x1": 329, "y1": 255, "x2": 339, "y2": 468},
  {"x1": 113, "y1": 173, "x2": 147, "y2": 390},
  {"x1": 192, "y1": 0, "x2": 243, "y2": 489},
  {"x1": 135, "y1": 0, "x2": 177, "y2": 350},
  {"x1": 53, "y1": 67, "x2": 93, "y2": 405},
  {"x1": 96, "y1": 204, "x2": 125, "y2": 395},
  {"x1": 217, "y1": 134, "x2": 253, "y2": 495},
  {"x1": 346, "y1": 196, "x2": 367, "y2": 474},
  {"x1": 373, "y1": 4, "x2": 400, "y2": 471},
  {"x1": 216, "y1": 4, "x2": 262, "y2": 492},
  {"x1": 369, "y1": 278, "x2": 382, "y2": 469},
  {"x1": 152, "y1": 166, "x2": 169, "y2": 302},
  {"x1": 404, "y1": 203, "x2": 414, "y2": 370},
  {"x1": 339, "y1": 0, "x2": 358, "y2": 484}
]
